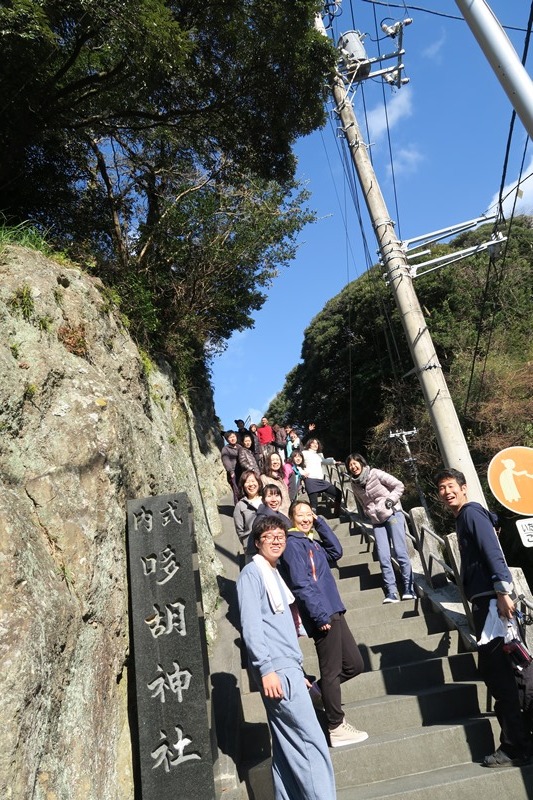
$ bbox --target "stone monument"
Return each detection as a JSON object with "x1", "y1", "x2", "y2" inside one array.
[{"x1": 127, "y1": 492, "x2": 215, "y2": 799}]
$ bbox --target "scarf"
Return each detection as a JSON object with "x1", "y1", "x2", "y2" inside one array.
[
  {"x1": 252, "y1": 554, "x2": 295, "y2": 613},
  {"x1": 352, "y1": 465, "x2": 370, "y2": 487},
  {"x1": 288, "y1": 525, "x2": 314, "y2": 541}
]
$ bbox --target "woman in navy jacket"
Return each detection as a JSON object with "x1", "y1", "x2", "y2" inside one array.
[{"x1": 279, "y1": 500, "x2": 367, "y2": 747}]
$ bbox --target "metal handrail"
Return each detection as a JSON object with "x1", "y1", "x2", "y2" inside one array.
[
  {"x1": 325, "y1": 463, "x2": 533, "y2": 644},
  {"x1": 328, "y1": 464, "x2": 473, "y2": 614},
  {"x1": 418, "y1": 522, "x2": 445, "y2": 548},
  {"x1": 427, "y1": 554, "x2": 455, "y2": 578}
]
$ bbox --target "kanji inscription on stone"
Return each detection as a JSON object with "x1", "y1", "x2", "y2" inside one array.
[{"x1": 127, "y1": 493, "x2": 215, "y2": 800}]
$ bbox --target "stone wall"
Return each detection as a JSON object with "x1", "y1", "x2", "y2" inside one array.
[{"x1": 0, "y1": 245, "x2": 226, "y2": 799}]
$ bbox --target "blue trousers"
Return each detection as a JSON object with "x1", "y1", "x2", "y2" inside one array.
[
  {"x1": 262, "y1": 666, "x2": 336, "y2": 800},
  {"x1": 373, "y1": 511, "x2": 413, "y2": 595}
]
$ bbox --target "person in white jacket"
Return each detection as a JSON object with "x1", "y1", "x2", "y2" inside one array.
[
  {"x1": 301, "y1": 438, "x2": 342, "y2": 517},
  {"x1": 346, "y1": 453, "x2": 414, "y2": 604}
]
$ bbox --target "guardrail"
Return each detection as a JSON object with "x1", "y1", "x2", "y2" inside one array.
[
  {"x1": 324, "y1": 461, "x2": 450, "y2": 588},
  {"x1": 323, "y1": 461, "x2": 533, "y2": 637}
]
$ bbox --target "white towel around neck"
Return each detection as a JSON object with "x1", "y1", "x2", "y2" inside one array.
[{"x1": 252, "y1": 553, "x2": 295, "y2": 613}]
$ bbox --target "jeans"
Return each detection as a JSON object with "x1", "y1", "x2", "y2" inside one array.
[{"x1": 373, "y1": 511, "x2": 413, "y2": 596}]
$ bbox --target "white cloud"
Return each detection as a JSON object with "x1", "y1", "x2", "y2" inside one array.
[
  {"x1": 388, "y1": 145, "x2": 424, "y2": 177},
  {"x1": 486, "y1": 154, "x2": 533, "y2": 217},
  {"x1": 366, "y1": 87, "x2": 413, "y2": 143},
  {"x1": 247, "y1": 393, "x2": 279, "y2": 426},
  {"x1": 422, "y1": 31, "x2": 446, "y2": 62}
]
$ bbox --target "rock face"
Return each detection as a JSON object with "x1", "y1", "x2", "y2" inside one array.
[{"x1": 0, "y1": 245, "x2": 226, "y2": 800}]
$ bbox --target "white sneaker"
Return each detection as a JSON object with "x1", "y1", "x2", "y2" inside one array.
[
  {"x1": 329, "y1": 718, "x2": 369, "y2": 747},
  {"x1": 383, "y1": 593, "x2": 400, "y2": 604},
  {"x1": 402, "y1": 591, "x2": 416, "y2": 600},
  {"x1": 308, "y1": 680, "x2": 324, "y2": 710}
]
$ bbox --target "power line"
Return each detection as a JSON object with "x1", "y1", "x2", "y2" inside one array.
[
  {"x1": 462, "y1": 0, "x2": 533, "y2": 419},
  {"x1": 371, "y1": 1, "x2": 403, "y2": 241},
  {"x1": 361, "y1": 0, "x2": 528, "y2": 32},
  {"x1": 330, "y1": 104, "x2": 408, "y2": 430}
]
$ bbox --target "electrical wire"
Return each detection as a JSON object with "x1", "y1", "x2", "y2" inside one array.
[
  {"x1": 462, "y1": 0, "x2": 533, "y2": 419},
  {"x1": 325, "y1": 1, "x2": 411, "y2": 440},
  {"x1": 372, "y1": 1, "x2": 403, "y2": 241},
  {"x1": 328, "y1": 101, "x2": 407, "y2": 430},
  {"x1": 361, "y1": 0, "x2": 528, "y2": 33}
]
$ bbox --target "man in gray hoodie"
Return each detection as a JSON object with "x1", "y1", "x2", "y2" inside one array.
[{"x1": 237, "y1": 515, "x2": 336, "y2": 799}]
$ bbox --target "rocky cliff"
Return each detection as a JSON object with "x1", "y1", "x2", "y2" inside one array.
[{"x1": 0, "y1": 245, "x2": 225, "y2": 799}]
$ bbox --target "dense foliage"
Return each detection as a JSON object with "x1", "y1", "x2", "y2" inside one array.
[
  {"x1": 268, "y1": 215, "x2": 533, "y2": 584},
  {"x1": 267, "y1": 215, "x2": 533, "y2": 489},
  {"x1": 0, "y1": 0, "x2": 334, "y2": 388}
]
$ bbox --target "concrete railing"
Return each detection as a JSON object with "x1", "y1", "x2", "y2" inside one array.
[
  {"x1": 324, "y1": 462, "x2": 449, "y2": 588},
  {"x1": 323, "y1": 462, "x2": 533, "y2": 639}
]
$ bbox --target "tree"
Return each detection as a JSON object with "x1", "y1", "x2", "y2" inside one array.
[
  {"x1": 0, "y1": 0, "x2": 335, "y2": 386},
  {"x1": 269, "y1": 217, "x2": 533, "y2": 475},
  {"x1": 0, "y1": 0, "x2": 333, "y2": 224}
]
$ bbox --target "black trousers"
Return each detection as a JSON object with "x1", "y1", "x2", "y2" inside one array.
[
  {"x1": 307, "y1": 483, "x2": 342, "y2": 514},
  {"x1": 313, "y1": 612, "x2": 364, "y2": 729},
  {"x1": 472, "y1": 597, "x2": 531, "y2": 756}
]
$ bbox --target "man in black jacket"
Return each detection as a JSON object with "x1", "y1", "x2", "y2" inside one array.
[{"x1": 436, "y1": 467, "x2": 532, "y2": 768}]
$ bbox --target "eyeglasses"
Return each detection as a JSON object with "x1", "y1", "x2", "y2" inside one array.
[{"x1": 260, "y1": 534, "x2": 286, "y2": 543}]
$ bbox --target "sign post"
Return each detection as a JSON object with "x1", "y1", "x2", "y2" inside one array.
[{"x1": 487, "y1": 446, "x2": 533, "y2": 548}]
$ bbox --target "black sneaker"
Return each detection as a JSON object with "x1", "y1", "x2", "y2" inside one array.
[{"x1": 483, "y1": 747, "x2": 532, "y2": 768}]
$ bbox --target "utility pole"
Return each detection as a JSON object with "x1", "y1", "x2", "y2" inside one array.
[
  {"x1": 314, "y1": 12, "x2": 486, "y2": 504},
  {"x1": 456, "y1": 0, "x2": 533, "y2": 141}
]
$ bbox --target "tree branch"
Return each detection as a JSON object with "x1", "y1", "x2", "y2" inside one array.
[{"x1": 87, "y1": 136, "x2": 129, "y2": 270}]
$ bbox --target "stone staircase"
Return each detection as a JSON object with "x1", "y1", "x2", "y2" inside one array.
[{"x1": 234, "y1": 515, "x2": 533, "y2": 799}]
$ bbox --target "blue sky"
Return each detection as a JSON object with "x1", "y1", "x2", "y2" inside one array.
[{"x1": 212, "y1": 1, "x2": 533, "y2": 432}]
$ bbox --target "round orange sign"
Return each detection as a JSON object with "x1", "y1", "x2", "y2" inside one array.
[{"x1": 487, "y1": 446, "x2": 533, "y2": 515}]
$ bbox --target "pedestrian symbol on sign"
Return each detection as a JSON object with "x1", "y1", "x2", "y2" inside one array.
[{"x1": 488, "y1": 447, "x2": 533, "y2": 516}]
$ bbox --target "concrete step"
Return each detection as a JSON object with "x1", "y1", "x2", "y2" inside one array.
[
  {"x1": 292, "y1": 612, "x2": 450, "y2": 658},
  {"x1": 297, "y1": 628, "x2": 463, "y2": 673},
  {"x1": 339, "y1": 586, "x2": 431, "y2": 610},
  {"x1": 336, "y1": 540, "x2": 377, "y2": 561},
  {"x1": 245, "y1": 716, "x2": 501, "y2": 799},
  {"x1": 336, "y1": 561, "x2": 384, "y2": 591},
  {"x1": 336, "y1": 585, "x2": 390, "y2": 608},
  {"x1": 241, "y1": 680, "x2": 484, "y2": 735},
  {"x1": 240, "y1": 634, "x2": 472, "y2": 697},
  {"x1": 337, "y1": 760, "x2": 533, "y2": 800},
  {"x1": 334, "y1": 651, "x2": 481, "y2": 702},
  {"x1": 342, "y1": 681, "x2": 484, "y2": 734},
  {"x1": 331, "y1": 716, "x2": 500, "y2": 784},
  {"x1": 343, "y1": 609, "x2": 449, "y2": 645}
]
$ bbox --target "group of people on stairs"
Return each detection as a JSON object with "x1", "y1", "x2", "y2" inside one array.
[
  {"x1": 224, "y1": 419, "x2": 417, "y2": 798},
  {"x1": 221, "y1": 418, "x2": 343, "y2": 512},
  {"x1": 221, "y1": 418, "x2": 533, "y2": 798}
]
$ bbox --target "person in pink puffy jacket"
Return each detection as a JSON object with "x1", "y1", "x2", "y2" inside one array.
[{"x1": 346, "y1": 453, "x2": 414, "y2": 605}]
